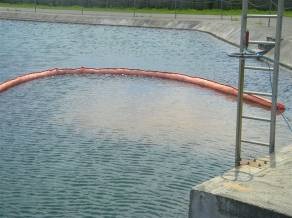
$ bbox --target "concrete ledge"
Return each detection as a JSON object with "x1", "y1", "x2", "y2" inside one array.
[{"x1": 189, "y1": 146, "x2": 292, "y2": 218}]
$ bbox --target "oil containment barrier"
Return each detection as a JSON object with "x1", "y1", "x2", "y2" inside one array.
[{"x1": 0, "y1": 67, "x2": 285, "y2": 111}]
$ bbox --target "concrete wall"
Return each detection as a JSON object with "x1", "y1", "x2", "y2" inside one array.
[
  {"x1": 0, "y1": 10, "x2": 202, "y2": 29},
  {"x1": 189, "y1": 191, "x2": 291, "y2": 218}
]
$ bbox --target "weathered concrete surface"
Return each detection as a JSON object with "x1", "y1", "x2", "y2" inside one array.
[
  {"x1": 189, "y1": 145, "x2": 292, "y2": 218},
  {"x1": 0, "y1": 9, "x2": 202, "y2": 29},
  {"x1": 0, "y1": 8, "x2": 292, "y2": 69}
]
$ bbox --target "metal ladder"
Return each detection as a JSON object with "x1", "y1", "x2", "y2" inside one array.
[{"x1": 235, "y1": 0, "x2": 284, "y2": 166}]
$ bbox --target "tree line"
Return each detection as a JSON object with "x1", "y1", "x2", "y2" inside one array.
[{"x1": 1, "y1": 0, "x2": 290, "y2": 10}]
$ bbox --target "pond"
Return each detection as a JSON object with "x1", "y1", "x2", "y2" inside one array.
[{"x1": 0, "y1": 20, "x2": 291, "y2": 217}]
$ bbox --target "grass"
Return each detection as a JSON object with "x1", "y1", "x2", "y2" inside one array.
[{"x1": 0, "y1": 2, "x2": 291, "y2": 17}]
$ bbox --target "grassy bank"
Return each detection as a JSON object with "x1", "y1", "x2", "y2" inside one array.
[{"x1": 0, "y1": 2, "x2": 291, "y2": 17}]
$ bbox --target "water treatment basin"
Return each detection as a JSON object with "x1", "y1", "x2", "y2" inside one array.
[{"x1": 0, "y1": 20, "x2": 292, "y2": 217}]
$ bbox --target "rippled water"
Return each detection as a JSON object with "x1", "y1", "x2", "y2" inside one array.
[{"x1": 0, "y1": 20, "x2": 292, "y2": 217}]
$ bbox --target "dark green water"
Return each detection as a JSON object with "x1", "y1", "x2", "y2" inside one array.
[{"x1": 0, "y1": 20, "x2": 292, "y2": 217}]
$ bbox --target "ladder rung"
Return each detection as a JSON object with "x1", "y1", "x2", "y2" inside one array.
[
  {"x1": 247, "y1": 14, "x2": 278, "y2": 19},
  {"x1": 241, "y1": 140, "x2": 269, "y2": 147},
  {"x1": 244, "y1": 90, "x2": 272, "y2": 97},
  {"x1": 249, "y1": 40, "x2": 276, "y2": 45},
  {"x1": 244, "y1": 66, "x2": 274, "y2": 71},
  {"x1": 242, "y1": 115, "x2": 271, "y2": 122}
]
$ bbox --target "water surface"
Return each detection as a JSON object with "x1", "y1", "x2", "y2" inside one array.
[{"x1": 0, "y1": 20, "x2": 292, "y2": 217}]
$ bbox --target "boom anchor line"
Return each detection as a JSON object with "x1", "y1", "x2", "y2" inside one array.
[{"x1": 0, "y1": 67, "x2": 285, "y2": 111}]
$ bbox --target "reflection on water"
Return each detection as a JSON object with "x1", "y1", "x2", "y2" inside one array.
[
  {"x1": 0, "y1": 20, "x2": 292, "y2": 217},
  {"x1": 56, "y1": 76, "x2": 235, "y2": 145}
]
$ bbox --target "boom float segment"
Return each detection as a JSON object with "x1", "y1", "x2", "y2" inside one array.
[{"x1": 0, "y1": 67, "x2": 285, "y2": 111}]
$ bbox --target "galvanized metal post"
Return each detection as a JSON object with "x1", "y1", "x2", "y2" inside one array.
[
  {"x1": 34, "y1": 0, "x2": 36, "y2": 13},
  {"x1": 269, "y1": 0, "x2": 284, "y2": 154},
  {"x1": 235, "y1": 0, "x2": 248, "y2": 167}
]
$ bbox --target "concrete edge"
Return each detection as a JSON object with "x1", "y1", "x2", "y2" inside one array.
[{"x1": 188, "y1": 190, "x2": 291, "y2": 218}]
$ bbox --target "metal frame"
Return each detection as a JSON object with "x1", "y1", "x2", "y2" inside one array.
[{"x1": 235, "y1": 0, "x2": 284, "y2": 167}]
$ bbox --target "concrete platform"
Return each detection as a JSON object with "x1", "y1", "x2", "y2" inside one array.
[{"x1": 189, "y1": 145, "x2": 292, "y2": 218}]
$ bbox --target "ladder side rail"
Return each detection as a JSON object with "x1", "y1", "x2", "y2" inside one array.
[
  {"x1": 235, "y1": 0, "x2": 248, "y2": 167},
  {"x1": 269, "y1": 0, "x2": 284, "y2": 153}
]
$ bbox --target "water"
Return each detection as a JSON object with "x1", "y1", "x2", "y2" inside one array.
[{"x1": 0, "y1": 20, "x2": 292, "y2": 217}]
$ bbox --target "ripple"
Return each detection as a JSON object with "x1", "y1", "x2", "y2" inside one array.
[{"x1": 1, "y1": 20, "x2": 292, "y2": 217}]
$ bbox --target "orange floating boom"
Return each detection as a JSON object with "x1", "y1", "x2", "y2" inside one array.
[{"x1": 0, "y1": 67, "x2": 285, "y2": 111}]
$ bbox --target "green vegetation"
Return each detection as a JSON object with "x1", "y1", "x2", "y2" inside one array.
[{"x1": 0, "y1": 2, "x2": 291, "y2": 17}]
